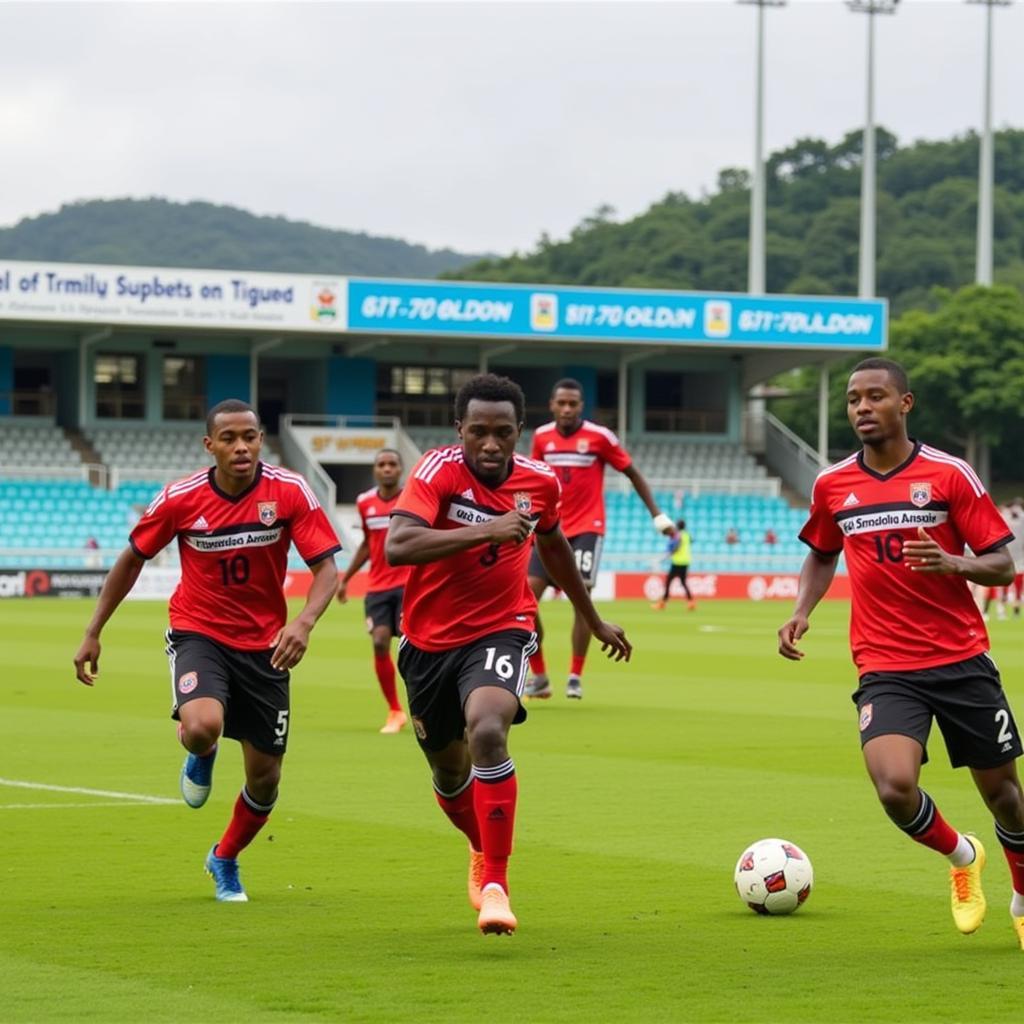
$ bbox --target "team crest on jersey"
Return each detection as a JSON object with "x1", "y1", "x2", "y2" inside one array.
[
  {"x1": 909, "y1": 482, "x2": 932, "y2": 508},
  {"x1": 859, "y1": 703, "x2": 873, "y2": 732},
  {"x1": 514, "y1": 491, "x2": 532, "y2": 513},
  {"x1": 576, "y1": 439, "x2": 590, "y2": 454},
  {"x1": 258, "y1": 501, "x2": 278, "y2": 525},
  {"x1": 178, "y1": 671, "x2": 198, "y2": 695}
]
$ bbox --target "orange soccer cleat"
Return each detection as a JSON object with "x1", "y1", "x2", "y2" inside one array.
[
  {"x1": 468, "y1": 846, "x2": 485, "y2": 910},
  {"x1": 379, "y1": 709, "x2": 408, "y2": 734},
  {"x1": 477, "y1": 884, "x2": 517, "y2": 936},
  {"x1": 950, "y1": 835, "x2": 986, "y2": 935}
]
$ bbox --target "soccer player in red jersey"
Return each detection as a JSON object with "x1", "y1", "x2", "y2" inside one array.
[
  {"x1": 386, "y1": 373, "x2": 632, "y2": 935},
  {"x1": 73, "y1": 400, "x2": 340, "y2": 902},
  {"x1": 778, "y1": 358, "x2": 1024, "y2": 947},
  {"x1": 336, "y1": 448, "x2": 410, "y2": 734},
  {"x1": 525, "y1": 377, "x2": 671, "y2": 700}
]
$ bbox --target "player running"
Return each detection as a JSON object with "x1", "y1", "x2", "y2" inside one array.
[
  {"x1": 524, "y1": 377, "x2": 671, "y2": 700},
  {"x1": 336, "y1": 448, "x2": 410, "y2": 734},
  {"x1": 73, "y1": 400, "x2": 340, "y2": 902},
  {"x1": 386, "y1": 373, "x2": 631, "y2": 935},
  {"x1": 777, "y1": 358, "x2": 1024, "y2": 947}
]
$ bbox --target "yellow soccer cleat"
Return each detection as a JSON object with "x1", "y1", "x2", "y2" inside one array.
[
  {"x1": 1012, "y1": 915, "x2": 1024, "y2": 951},
  {"x1": 950, "y1": 835, "x2": 987, "y2": 935},
  {"x1": 477, "y1": 884, "x2": 517, "y2": 936},
  {"x1": 468, "y1": 846, "x2": 485, "y2": 911},
  {"x1": 379, "y1": 709, "x2": 407, "y2": 734}
]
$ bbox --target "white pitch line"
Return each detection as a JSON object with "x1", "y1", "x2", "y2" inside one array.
[
  {"x1": 0, "y1": 778, "x2": 178, "y2": 806},
  {"x1": 0, "y1": 801, "x2": 173, "y2": 810}
]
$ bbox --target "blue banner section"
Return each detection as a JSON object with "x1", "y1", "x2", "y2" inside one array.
[{"x1": 346, "y1": 279, "x2": 886, "y2": 350}]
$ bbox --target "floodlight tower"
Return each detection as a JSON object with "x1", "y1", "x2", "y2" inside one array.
[
  {"x1": 847, "y1": 0, "x2": 899, "y2": 299},
  {"x1": 739, "y1": 0, "x2": 786, "y2": 296},
  {"x1": 968, "y1": 0, "x2": 1013, "y2": 286}
]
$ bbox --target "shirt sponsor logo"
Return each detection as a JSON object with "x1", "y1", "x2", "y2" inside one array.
[
  {"x1": 910, "y1": 482, "x2": 932, "y2": 508},
  {"x1": 364, "y1": 515, "x2": 389, "y2": 531},
  {"x1": 859, "y1": 703, "x2": 873, "y2": 731},
  {"x1": 838, "y1": 508, "x2": 948, "y2": 536},
  {"x1": 258, "y1": 501, "x2": 278, "y2": 526},
  {"x1": 183, "y1": 527, "x2": 284, "y2": 552},
  {"x1": 178, "y1": 671, "x2": 198, "y2": 695}
]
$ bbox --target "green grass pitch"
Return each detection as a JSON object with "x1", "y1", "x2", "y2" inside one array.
[{"x1": 3, "y1": 597, "x2": 1023, "y2": 1022}]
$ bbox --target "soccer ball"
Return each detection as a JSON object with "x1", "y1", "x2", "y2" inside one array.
[{"x1": 734, "y1": 838, "x2": 813, "y2": 915}]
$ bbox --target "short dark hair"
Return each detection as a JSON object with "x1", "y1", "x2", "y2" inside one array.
[
  {"x1": 375, "y1": 447, "x2": 401, "y2": 463},
  {"x1": 551, "y1": 377, "x2": 584, "y2": 398},
  {"x1": 206, "y1": 399, "x2": 259, "y2": 436},
  {"x1": 454, "y1": 373, "x2": 525, "y2": 424},
  {"x1": 851, "y1": 358, "x2": 909, "y2": 394},
  {"x1": 676, "y1": 519, "x2": 686, "y2": 530}
]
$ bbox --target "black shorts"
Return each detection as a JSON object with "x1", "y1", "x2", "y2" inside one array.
[
  {"x1": 166, "y1": 629, "x2": 291, "y2": 755},
  {"x1": 851, "y1": 652, "x2": 1023, "y2": 769},
  {"x1": 396, "y1": 629, "x2": 536, "y2": 752},
  {"x1": 364, "y1": 586, "x2": 404, "y2": 636},
  {"x1": 666, "y1": 565, "x2": 690, "y2": 583},
  {"x1": 527, "y1": 532, "x2": 603, "y2": 588}
]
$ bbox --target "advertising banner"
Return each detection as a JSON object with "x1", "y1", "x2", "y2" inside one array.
[
  {"x1": 0, "y1": 259, "x2": 347, "y2": 333},
  {"x1": 288, "y1": 426, "x2": 398, "y2": 464},
  {"x1": 0, "y1": 569, "x2": 107, "y2": 598},
  {"x1": 347, "y1": 278, "x2": 887, "y2": 350}
]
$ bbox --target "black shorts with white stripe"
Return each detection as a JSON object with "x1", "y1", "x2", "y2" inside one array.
[{"x1": 396, "y1": 629, "x2": 537, "y2": 751}]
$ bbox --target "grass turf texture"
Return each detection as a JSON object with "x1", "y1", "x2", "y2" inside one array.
[{"x1": 3, "y1": 597, "x2": 1023, "y2": 1023}]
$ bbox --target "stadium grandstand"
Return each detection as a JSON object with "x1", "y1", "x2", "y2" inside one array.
[{"x1": 0, "y1": 259, "x2": 885, "y2": 588}]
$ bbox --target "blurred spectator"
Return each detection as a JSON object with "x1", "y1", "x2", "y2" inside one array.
[
  {"x1": 725, "y1": 527, "x2": 740, "y2": 546},
  {"x1": 763, "y1": 528, "x2": 778, "y2": 546},
  {"x1": 84, "y1": 536, "x2": 101, "y2": 569}
]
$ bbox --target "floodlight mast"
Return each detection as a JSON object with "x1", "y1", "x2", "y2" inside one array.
[
  {"x1": 846, "y1": 0, "x2": 899, "y2": 299},
  {"x1": 739, "y1": 0, "x2": 786, "y2": 297},
  {"x1": 968, "y1": 0, "x2": 1013, "y2": 286}
]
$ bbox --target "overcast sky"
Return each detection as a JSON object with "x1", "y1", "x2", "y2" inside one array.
[{"x1": 1, "y1": 0, "x2": 1021, "y2": 255}]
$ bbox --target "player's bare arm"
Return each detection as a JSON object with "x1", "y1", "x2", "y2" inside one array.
[
  {"x1": 777, "y1": 549, "x2": 839, "y2": 661},
  {"x1": 621, "y1": 464, "x2": 674, "y2": 534},
  {"x1": 535, "y1": 528, "x2": 632, "y2": 662},
  {"x1": 271, "y1": 555, "x2": 338, "y2": 671},
  {"x1": 385, "y1": 509, "x2": 532, "y2": 566},
  {"x1": 73, "y1": 546, "x2": 147, "y2": 686},
  {"x1": 336, "y1": 537, "x2": 369, "y2": 603},
  {"x1": 903, "y1": 527, "x2": 1014, "y2": 585}
]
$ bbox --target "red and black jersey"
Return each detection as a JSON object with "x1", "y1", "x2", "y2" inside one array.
[
  {"x1": 355, "y1": 486, "x2": 410, "y2": 593},
  {"x1": 130, "y1": 462, "x2": 341, "y2": 650},
  {"x1": 531, "y1": 419, "x2": 631, "y2": 537},
  {"x1": 800, "y1": 442, "x2": 1013, "y2": 675},
  {"x1": 392, "y1": 446, "x2": 561, "y2": 651}
]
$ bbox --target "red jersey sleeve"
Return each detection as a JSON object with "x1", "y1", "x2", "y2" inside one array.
[
  {"x1": 799, "y1": 477, "x2": 844, "y2": 555},
  {"x1": 129, "y1": 488, "x2": 178, "y2": 559},
  {"x1": 948, "y1": 467, "x2": 1015, "y2": 555},
  {"x1": 393, "y1": 452, "x2": 446, "y2": 526},
  {"x1": 602, "y1": 429, "x2": 632, "y2": 472},
  {"x1": 536, "y1": 472, "x2": 562, "y2": 534},
  {"x1": 288, "y1": 489, "x2": 342, "y2": 565}
]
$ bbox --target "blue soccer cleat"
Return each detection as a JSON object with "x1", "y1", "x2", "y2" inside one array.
[
  {"x1": 205, "y1": 844, "x2": 248, "y2": 902},
  {"x1": 180, "y1": 746, "x2": 217, "y2": 809}
]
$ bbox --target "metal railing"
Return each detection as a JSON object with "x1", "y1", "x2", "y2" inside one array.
[{"x1": 764, "y1": 413, "x2": 825, "y2": 500}]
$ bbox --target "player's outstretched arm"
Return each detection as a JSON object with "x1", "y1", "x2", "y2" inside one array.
[
  {"x1": 385, "y1": 510, "x2": 532, "y2": 566},
  {"x1": 903, "y1": 527, "x2": 1015, "y2": 585},
  {"x1": 621, "y1": 465, "x2": 674, "y2": 534},
  {"x1": 777, "y1": 549, "x2": 839, "y2": 661},
  {"x1": 336, "y1": 538, "x2": 369, "y2": 603},
  {"x1": 271, "y1": 555, "x2": 338, "y2": 671},
  {"x1": 73, "y1": 546, "x2": 146, "y2": 686},
  {"x1": 535, "y1": 529, "x2": 631, "y2": 662}
]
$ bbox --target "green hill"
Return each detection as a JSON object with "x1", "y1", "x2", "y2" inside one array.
[
  {"x1": 446, "y1": 127, "x2": 1024, "y2": 316},
  {"x1": 0, "y1": 198, "x2": 486, "y2": 277}
]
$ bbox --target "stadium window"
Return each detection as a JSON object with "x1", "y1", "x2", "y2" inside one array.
[
  {"x1": 95, "y1": 354, "x2": 145, "y2": 420},
  {"x1": 644, "y1": 370, "x2": 728, "y2": 433},
  {"x1": 378, "y1": 363, "x2": 475, "y2": 426},
  {"x1": 162, "y1": 356, "x2": 206, "y2": 420}
]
